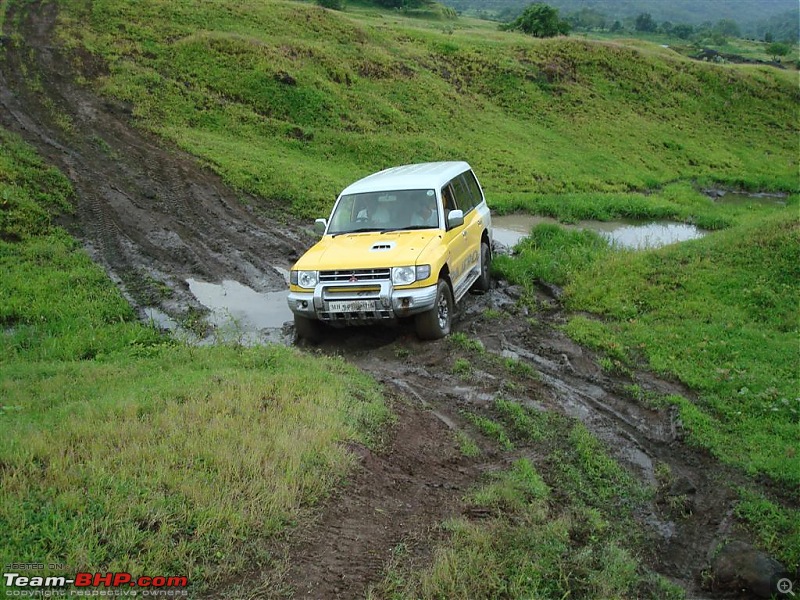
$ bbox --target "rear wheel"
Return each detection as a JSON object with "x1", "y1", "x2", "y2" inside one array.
[
  {"x1": 415, "y1": 279, "x2": 453, "y2": 340},
  {"x1": 472, "y1": 240, "x2": 491, "y2": 292},
  {"x1": 294, "y1": 314, "x2": 322, "y2": 343}
]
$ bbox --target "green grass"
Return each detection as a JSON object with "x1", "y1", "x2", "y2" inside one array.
[
  {"x1": 449, "y1": 331, "x2": 485, "y2": 354},
  {"x1": 734, "y1": 489, "x2": 800, "y2": 568},
  {"x1": 451, "y1": 357, "x2": 472, "y2": 376},
  {"x1": 454, "y1": 430, "x2": 480, "y2": 457},
  {"x1": 374, "y1": 402, "x2": 682, "y2": 599},
  {"x1": 493, "y1": 223, "x2": 613, "y2": 290},
  {"x1": 52, "y1": 0, "x2": 798, "y2": 220},
  {"x1": 461, "y1": 411, "x2": 514, "y2": 451},
  {"x1": 490, "y1": 181, "x2": 775, "y2": 229},
  {"x1": 0, "y1": 128, "x2": 391, "y2": 591},
  {"x1": 568, "y1": 210, "x2": 799, "y2": 486}
]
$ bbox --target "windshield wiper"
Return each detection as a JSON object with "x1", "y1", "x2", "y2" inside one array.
[
  {"x1": 380, "y1": 225, "x2": 433, "y2": 234},
  {"x1": 331, "y1": 227, "x2": 382, "y2": 238}
]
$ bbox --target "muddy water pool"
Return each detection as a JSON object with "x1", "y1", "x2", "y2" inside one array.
[{"x1": 493, "y1": 214, "x2": 706, "y2": 249}]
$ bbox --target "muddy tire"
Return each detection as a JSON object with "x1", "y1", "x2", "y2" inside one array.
[
  {"x1": 472, "y1": 240, "x2": 491, "y2": 293},
  {"x1": 294, "y1": 315, "x2": 322, "y2": 342},
  {"x1": 415, "y1": 279, "x2": 453, "y2": 340}
]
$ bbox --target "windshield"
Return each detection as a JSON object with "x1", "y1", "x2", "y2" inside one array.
[{"x1": 327, "y1": 189, "x2": 439, "y2": 234}]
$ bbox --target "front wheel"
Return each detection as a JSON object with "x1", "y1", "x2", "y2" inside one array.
[
  {"x1": 472, "y1": 240, "x2": 491, "y2": 293},
  {"x1": 415, "y1": 279, "x2": 453, "y2": 340}
]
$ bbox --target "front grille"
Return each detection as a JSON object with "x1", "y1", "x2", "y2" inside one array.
[
  {"x1": 319, "y1": 309, "x2": 394, "y2": 323},
  {"x1": 319, "y1": 268, "x2": 390, "y2": 284}
]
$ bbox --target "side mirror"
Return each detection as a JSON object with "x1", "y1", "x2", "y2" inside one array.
[
  {"x1": 314, "y1": 218, "x2": 327, "y2": 235},
  {"x1": 446, "y1": 209, "x2": 464, "y2": 230}
]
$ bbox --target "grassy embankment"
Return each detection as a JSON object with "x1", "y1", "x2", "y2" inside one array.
[{"x1": 0, "y1": 129, "x2": 390, "y2": 590}]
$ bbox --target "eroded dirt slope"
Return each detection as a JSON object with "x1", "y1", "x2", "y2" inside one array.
[{"x1": 1, "y1": 1, "x2": 308, "y2": 319}]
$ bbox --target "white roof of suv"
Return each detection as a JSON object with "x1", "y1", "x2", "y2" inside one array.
[{"x1": 340, "y1": 162, "x2": 472, "y2": 196}]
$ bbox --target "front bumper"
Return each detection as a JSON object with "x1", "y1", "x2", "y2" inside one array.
[{"x1": 287, "y1": 280, "x2": 438, "y2": 324}]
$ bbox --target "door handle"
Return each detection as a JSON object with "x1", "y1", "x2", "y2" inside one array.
[{"x1": 462, "y1": 231, "x2": 467, "y2": 237}]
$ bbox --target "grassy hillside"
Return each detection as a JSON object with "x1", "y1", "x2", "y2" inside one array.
[
  {"x1": 55, "y1": 0, "x2": 798, "y2": 219},
  {"x1": 0, "y1": 128, "x2": 390, "y2": 590}
]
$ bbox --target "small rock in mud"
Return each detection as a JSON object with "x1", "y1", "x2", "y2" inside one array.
[{"x1": 711, "y1": 540, "x2": 791, "y2": 598}]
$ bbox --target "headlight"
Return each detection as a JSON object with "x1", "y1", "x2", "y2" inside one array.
[
  {"x1": 292, "y1": 270, "x2": 318, "y2": 288},
  {"x1": 392, "y1": 266, "x2": 416, "y2": 285}
]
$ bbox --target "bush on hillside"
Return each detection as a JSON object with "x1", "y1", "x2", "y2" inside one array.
[{"x1": 500, "y1": 2, "x2": 570, "y2": 38}]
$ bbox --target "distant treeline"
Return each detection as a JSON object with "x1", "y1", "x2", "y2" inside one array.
[
  {"x1": 444, "y1": 0, "x2": 799, "y2": 42},
  {"x1": 320, "y1": 0, "x2": 458, "y2": 16}
]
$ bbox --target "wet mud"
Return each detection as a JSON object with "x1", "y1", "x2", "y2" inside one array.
[{"x1": 1, "y1": 4, "x2": 770, "y2": 599}]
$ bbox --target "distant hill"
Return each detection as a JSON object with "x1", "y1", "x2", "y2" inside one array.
[{"x1": 446, "y1": 0, "x2": 799, "y2": 38}]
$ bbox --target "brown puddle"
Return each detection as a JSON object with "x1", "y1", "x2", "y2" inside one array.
[
  {"x1": 493, "y1": 214, "x2": 706, "y2": 249},
  {"x1": 186, "y1": 278, "x2": 293, "y2": 344}
]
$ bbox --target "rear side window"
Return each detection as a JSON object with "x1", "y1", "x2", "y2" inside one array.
[
  {"x1": 462, "y1": 170, "x2": 484, "y2": 208},
  {"x1": 449, "y1": 174, "x2": 478, "y2": 214}
]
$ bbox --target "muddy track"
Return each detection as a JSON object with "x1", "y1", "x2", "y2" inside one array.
[
  {"x1": 2, "y1": 4, "x2": 764, "y2": 600},
  {"x1": 1, "y1": 1, "x2": 308, "y2": 320}
]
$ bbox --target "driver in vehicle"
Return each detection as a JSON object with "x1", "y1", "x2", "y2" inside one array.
[
  {"x1": 356, "y1": 197, "x2": 390, "y2": 226},
  {"x1": 411, "y1": 196, "x2": 438, "y2": 228}
]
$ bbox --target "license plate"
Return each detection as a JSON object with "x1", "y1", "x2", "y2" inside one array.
[{"x1": 328, "y1": 300, "x2": 377, "y2": 312}]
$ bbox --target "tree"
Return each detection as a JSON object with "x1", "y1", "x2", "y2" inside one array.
[
  {"x1": 764, "y1": 32, "x2": 774, "y2": 43},
  {"x1": 634, "y1": 13, "x2": 657, "y2": 33},
  {"x1": 500, "y1": 3, "x2": 570, "y2": 38},
  {"x1": 714, "y1": 19, "x2": 741, "y2": 39},
  {"x1": 610, "y1": 20, "x2": 623, "y2": 33},
  {"x1": 766, "y1": 42, "x2": 790, "y2": 62},
  {"x1": 672, "y1": 23, "x2": 694, "y2": 40}
]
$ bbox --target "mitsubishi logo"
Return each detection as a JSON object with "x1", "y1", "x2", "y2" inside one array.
[{"x1": 349, "y1": 275, "x2": 358, "y2": 283}]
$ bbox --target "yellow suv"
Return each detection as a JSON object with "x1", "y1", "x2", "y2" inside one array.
[{"x1": 288, "y1": 162, "x2": 493, "y2": 340}]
